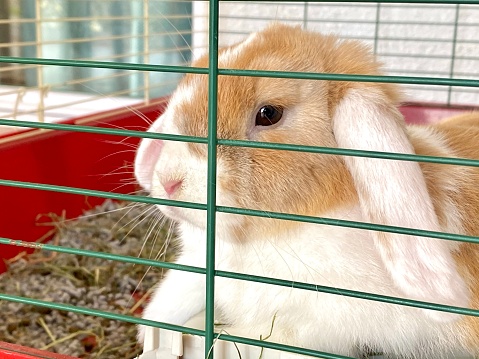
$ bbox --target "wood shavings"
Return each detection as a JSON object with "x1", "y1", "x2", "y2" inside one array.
[{"x1": 0, "y1": 200, "x2": 177, "y2": 359}]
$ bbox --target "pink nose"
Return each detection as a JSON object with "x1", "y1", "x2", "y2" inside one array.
[{"x1": 162, "y1": 179, "x2": 183, "y2": 197}]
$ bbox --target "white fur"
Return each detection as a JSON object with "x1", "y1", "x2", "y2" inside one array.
[
  {"x1": 138, "y1": 202, "x2": 469, "y2": 357},
  {"x1": 332, "y1": 88, "x2": 470, "y2": 321},
  {"x1": 137, "y1": 224, "x2": 207, "y2": 342},
  {"x1": 408, "y1": 126, "x2": 466, "y2": 239},
  {"x1": 212, "y1": 208, "x2": 465, "y2": 357}
]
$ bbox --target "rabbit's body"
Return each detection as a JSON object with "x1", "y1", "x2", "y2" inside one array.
[
  {"x1": 134, "y1": 23, "x2": 479, "y2": 358},
  {"x1": 211, "y1": 210, "x2": 460, "y2": 358}
]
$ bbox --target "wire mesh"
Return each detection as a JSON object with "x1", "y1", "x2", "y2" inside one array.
[
  {"x1": 0, "y1": 0, "x2": 479, "y2": 359},
  {"x1": 0, "y1": 0, "x2": 195, "y2": 131},
  {"x1": 213, "y1": 1, "x2": 479, "y2": 105}
]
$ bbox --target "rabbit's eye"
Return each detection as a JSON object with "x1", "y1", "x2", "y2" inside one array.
[{"x1": 255, "y1": 105, "x2": 283, "y2": 126}]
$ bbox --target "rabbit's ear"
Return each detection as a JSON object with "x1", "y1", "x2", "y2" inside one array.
[{"x1": 332, "y1": 88, "x2": 469, "y2": 321}]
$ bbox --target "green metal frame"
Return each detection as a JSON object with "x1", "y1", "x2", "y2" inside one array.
[{"x1": 1, "y1": 0, "x2": 479, "y2": 358}]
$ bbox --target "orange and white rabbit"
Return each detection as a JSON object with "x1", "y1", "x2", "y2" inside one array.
[{"x1": 134, "y1": 23, "x2": 479, "y2": 358}]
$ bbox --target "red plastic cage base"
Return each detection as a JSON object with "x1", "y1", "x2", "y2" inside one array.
[
  {"x1": 0, "y1": 99, "x2": 166, "y2": 273},
  {"x1": 0, "y1": 342, "x2": 77, "y2": 359}
]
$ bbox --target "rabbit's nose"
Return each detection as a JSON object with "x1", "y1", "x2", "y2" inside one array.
[{"x1": 162, "y1": 179, "x2": 183, "y2": 197}]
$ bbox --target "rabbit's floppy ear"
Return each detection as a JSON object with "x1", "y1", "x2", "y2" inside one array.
[{"x1": 332, "y1": 88, "x2": 469, "y2": 321}]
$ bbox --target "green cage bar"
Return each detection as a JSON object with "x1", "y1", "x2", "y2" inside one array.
[
  {"x1": 2, "y1": 177, "x2": 479, "y2": 245},
  {"x1": 205, "y1": 0, "x2": 220, "y2": 357},
  {"x1": 2, "y1": 120, "x2": 479, "y2": 168},
  {"x1": 0, "y1": 0, "x2": 478, "y2": 358}
]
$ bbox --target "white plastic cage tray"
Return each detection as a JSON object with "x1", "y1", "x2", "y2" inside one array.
[
  {"x1": 139, "y1": 329, "x2": 312, "y2": 359},
  {"x1": 138, "y1": 313, "x2": 476, "y2": 359},
  {"x1": 138, "y1": 312, "x2": 316, "y2": 359}
]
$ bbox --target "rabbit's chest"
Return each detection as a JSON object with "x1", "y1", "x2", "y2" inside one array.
[
  {"x1": 213, "y1": 221, "x2": 389, "y2": 328},
  {"x1": 211, "y1": 232, "x2": 460, "y2": 355}
]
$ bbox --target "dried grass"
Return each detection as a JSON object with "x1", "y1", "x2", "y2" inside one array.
[{"x1": 0, "y1": 200, "x2": 176, "y2": 359}]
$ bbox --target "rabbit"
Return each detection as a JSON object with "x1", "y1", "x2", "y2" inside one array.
[{"x1": 134, "y1": 23, "x2": 479, "y2": 358}]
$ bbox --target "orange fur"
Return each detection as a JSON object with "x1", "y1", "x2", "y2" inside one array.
[{"x1": 427, "y1": 113, "x2": 479, "y2": 348}]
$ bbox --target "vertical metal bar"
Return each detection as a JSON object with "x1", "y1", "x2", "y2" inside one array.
[
  {"x1": 143, "y1": 0, "x2": 151, "y2": 104},
  {"x1": 129, "y1": 0, "x2": 143, "y2": 98},
  {"x1": 205, "y1": 0, "x2": 219, "y2": 357},
  {"x1": 303, "y1": 1, "x2": 309, "y2": 29},
  {"x1": 0, "y1": 0, "x2": 11, "y2": 84},
  {"x1": 447, "y1": 4, "x2": 460, "y2": 105},
  {"x1": 34, "y1": 0, "x2": 44, "y2": 123},
  {"x1": 373, "y1": 3, "x2": 381, "y2": 55}
]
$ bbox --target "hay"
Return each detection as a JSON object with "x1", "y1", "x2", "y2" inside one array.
[{"x1": 0, "y1": 200, "x2": 177, "y2": 359}]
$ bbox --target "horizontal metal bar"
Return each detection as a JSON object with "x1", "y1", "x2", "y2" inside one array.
[
  {"x1": 216, "y1": 205, "x2": 479, "y2": 244},
  {"x1": 211, "y1": 332, "x2": 355, "y2": 359},
  {"x1": 1, "y1": 119, "x2": 479, "y2": 168},
  {"x1": 378, "y1": 2, "x2": 475, "y2": 6},
  {"x1": 221, "y1": 29, "x2": 479, "y2": 46},
  {"x1": 377, "y1": 36, "x2": 479, "y2": 45},
  {"x1": 0, "y1": 47, "x2": 193, "y2": 74},
  {"x1": 0, "y1": 29, "x2": 195, "y2": 50},
  {"x1": 217, "y1": 69, "x2": 479, "y2": 87},
  {"x1": 220, "y1": 0, "x2": 479, "y2": 3},
  {"x1": 0, "y1": 119, "x2": 208, "y2": 143},
  {"x1": 0, "y1": 289, "x2": 471, "y2": 359},
  {"x1": 0, "y1": 80, "x2": 181, "y2": 119},
  {"x1": 380, "y1": 52, "x2": 479, "y2": 62},
  {"x1": 216, "y1": 270, "x2": 479, "y2": 317},
  {"x1": 1, "y1": 178, "x2": 478, "y2": 244},
  {"x1": 0, "y1": 237, "x2": 205, "y2": 274},
  {"x1": 222, "y1": 1, "x2": 462, "y2": 9},
  {"x1": 0, "y1": 178, "x2": 206, "y2": 208},
  {"x1": 24, "y1": 0, "x2": 475, "y2": 3},
  {"x1": 221, "y1": 14, "x2": 477, "y2": 27},
  {"x1": 0, "y1": 292, "x2": 353, "y2": 358},
  {"x1": 0, "y1": 57, "x2": 477, "y2": 88},
  {"x1": 0, "y1": 293, "x2": 204, "y2": 336},
  {"x1": 0, "y1": 56, "x2": 206, "y2": 74},
  {"x1": 216, "y1": 138, "x2": 479, "y2": 167},
  {"x1": 0, "y1": 14, "x2": 195, "y2": 25},
  {"x1": 401, "y1": 85, "x2": 479, "y2": 94},
  {"x1": 2, "y1": 236, "x2": 478, "y2": 317}
]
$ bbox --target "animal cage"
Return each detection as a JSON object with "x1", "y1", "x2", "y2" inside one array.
[{"x1": 0, "y1": 0, "x2": 478, "y2": 358}]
